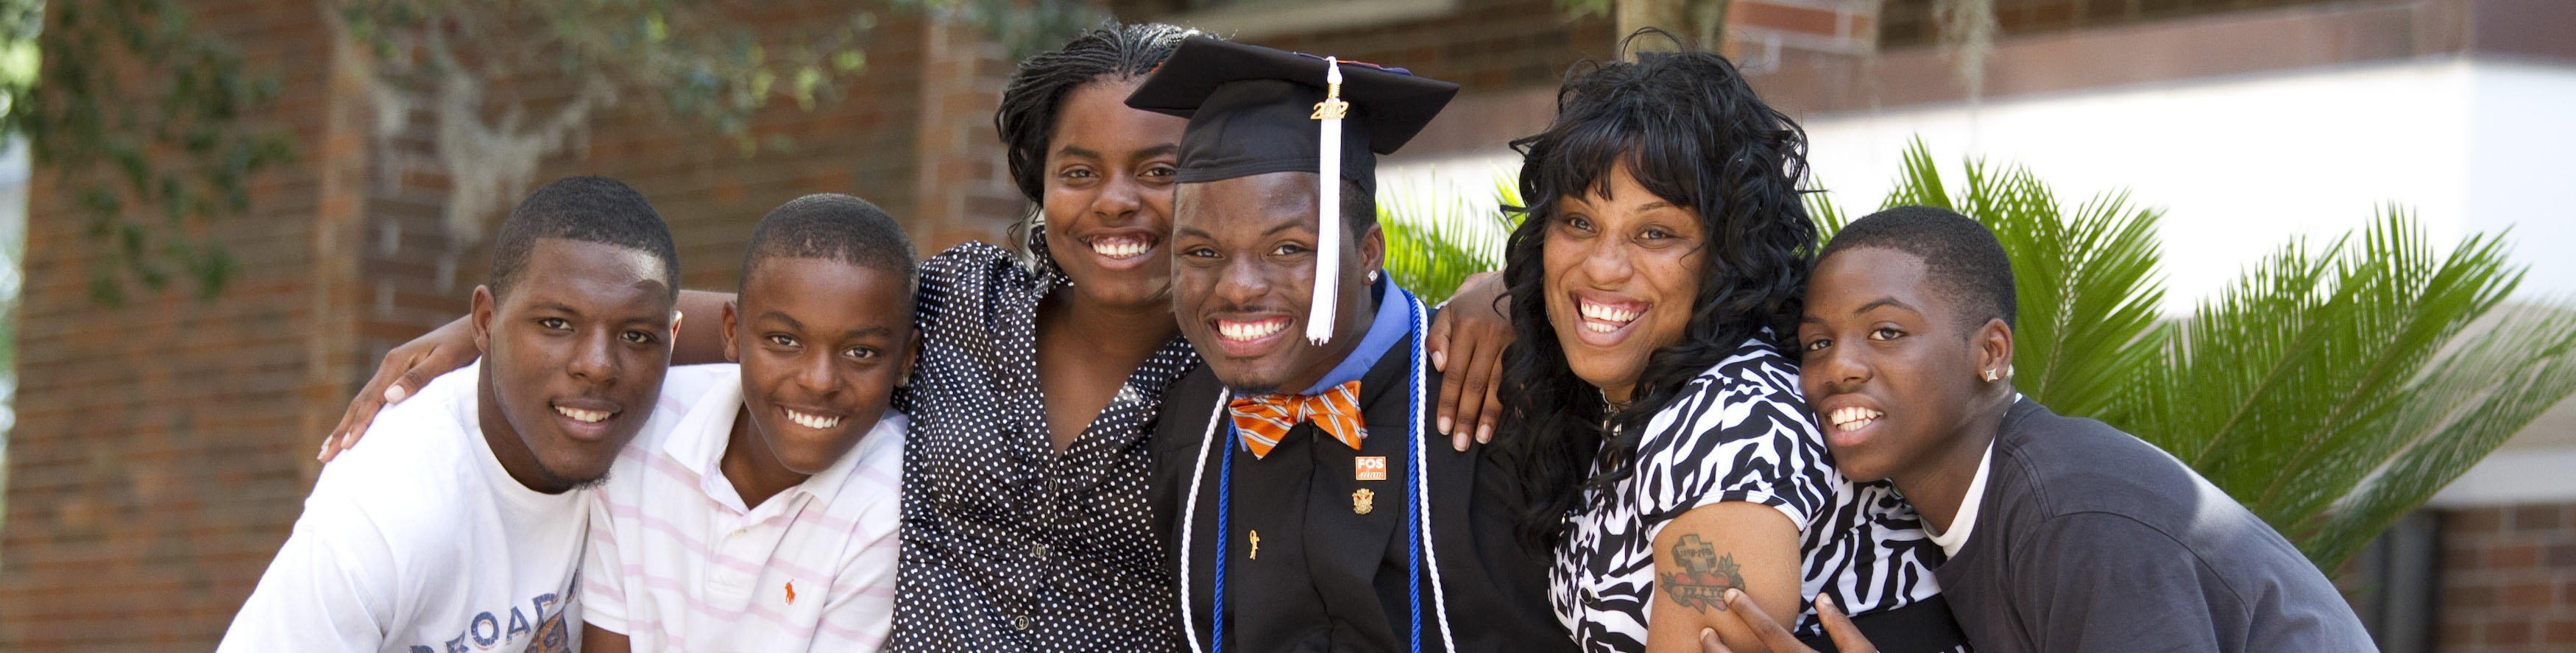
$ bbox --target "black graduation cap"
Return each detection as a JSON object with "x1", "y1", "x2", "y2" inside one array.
[
  {"x1": 1126, "y1": 37, "x2": 1458, "y2": 345},
  {"x1": 1125, "y1": 37, "x2": 1458, "y2": 195}
]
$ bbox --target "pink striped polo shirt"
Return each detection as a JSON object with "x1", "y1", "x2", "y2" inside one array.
[{"x1": 581, "y1": 363, "x2": 905, "y2": 651}]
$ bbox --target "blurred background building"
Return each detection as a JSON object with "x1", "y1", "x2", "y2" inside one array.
[{"x1": 0, "y1": 0, "x2": 2567, "y2": 650}]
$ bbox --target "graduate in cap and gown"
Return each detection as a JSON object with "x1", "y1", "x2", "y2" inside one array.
[{"x1": 1133, "y1": 37, "x2": 1574, "y2": 653}]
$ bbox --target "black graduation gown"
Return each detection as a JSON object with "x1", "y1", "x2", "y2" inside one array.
[{"x1": 1150, "y1": 333, "x2": 1574, "y2": 653}]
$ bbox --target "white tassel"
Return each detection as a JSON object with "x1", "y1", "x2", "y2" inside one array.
[{"x1": 1307, "y1": 57, "x2": 1345, "y2": 345}]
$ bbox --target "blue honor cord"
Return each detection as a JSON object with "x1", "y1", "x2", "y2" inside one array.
[{"x1": 1208, "y1": 291, "x2": 1429, "y2": 653}]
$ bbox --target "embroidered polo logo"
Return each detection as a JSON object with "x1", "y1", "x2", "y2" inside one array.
[
  {"x1": 785, "y1": 581, "x2": 796, "y2": 605},
  {"x1": 1356, "y1": 456, "x2": 1387, "y2": 481}
]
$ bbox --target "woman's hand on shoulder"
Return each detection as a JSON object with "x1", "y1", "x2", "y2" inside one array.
[{"x1": 1428, "y1": 270, "x2": 1512, "y2": 451}]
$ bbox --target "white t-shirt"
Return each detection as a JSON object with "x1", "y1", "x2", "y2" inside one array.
[
  {"x1": 218, "y1": 362, "x2": 722, "y2": 652},
  {"x1": 581, "y1": 363, "x2": 906, "y2": 651}
]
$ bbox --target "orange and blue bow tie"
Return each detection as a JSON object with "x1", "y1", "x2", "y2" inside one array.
[{"x1": 1227, "y1": 381, "x2": 1365, "y2": 459}]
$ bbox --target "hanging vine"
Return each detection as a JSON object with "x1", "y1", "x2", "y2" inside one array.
[{"x1": 17, "y1": 0, "x2": 296, "y2": 305}]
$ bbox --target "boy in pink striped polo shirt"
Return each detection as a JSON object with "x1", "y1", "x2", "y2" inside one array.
[{"x1": 580, "y1": 194, "x2": 919, "y2": 652}]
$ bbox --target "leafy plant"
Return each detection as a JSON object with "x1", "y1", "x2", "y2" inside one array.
[
  {"x1": 1397, "y1": 138, "x2": 2576, "y2": 572},
  {"x1": 1378, "y1": 173, "x2": 1521, "y2": 305},
  {"x1": 1824, "y1": 140, "x2": 2576, "y2": 571},
  {"x1": 18, "y1": 0, "x2": 295, "y2": 304}
]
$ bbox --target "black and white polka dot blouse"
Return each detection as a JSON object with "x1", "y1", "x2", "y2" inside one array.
[{"x1": 887, "y1": 241, "x2": 1199, "y2": 652}]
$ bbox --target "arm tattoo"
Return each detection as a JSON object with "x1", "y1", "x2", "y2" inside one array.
[{"x1": 1659, "y1": 534, "x2": 1746, "y2": 613}]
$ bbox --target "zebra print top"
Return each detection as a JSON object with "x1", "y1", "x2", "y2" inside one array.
[{"x1": 1548, "y1": 338, "x2": 1953, "y2": 652}]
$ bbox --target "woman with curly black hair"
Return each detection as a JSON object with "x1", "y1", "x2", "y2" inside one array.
[{"x1": 1491, "y1": 34, "x2": 1970, "y2": 653}]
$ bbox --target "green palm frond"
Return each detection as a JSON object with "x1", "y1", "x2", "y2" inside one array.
[
  {"x1": 2129, "y1": 212, "x2": 2523, "y2": 547},
  {"x1": 1875, "y1": 139, "x2": 2168, "y2": 420},
  {"x1": 2305, "y1": 300, "x2": 2576, "y2": 564},
  {"x1": 1860, "y1": 144, "x2": 2569, "y2": 573},
  {"x1": 1805, "y1": 178, "x2": 1850, "y2": 239},
  {"x1": 1377, "y1": 172, "x2": 1520, "y2": 304}
]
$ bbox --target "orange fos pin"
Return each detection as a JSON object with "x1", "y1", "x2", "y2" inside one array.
[{"x1": 1356, "y1": 456, "x2": 1388, "y2": 481}]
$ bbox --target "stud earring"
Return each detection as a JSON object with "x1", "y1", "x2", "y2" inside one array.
[
  {"x1": 1367, "y1": 270, "x2": 1379, "y2": 283},
  {"x1": 1982, "y1": 369, "x2": 2000, "y2": 382}
]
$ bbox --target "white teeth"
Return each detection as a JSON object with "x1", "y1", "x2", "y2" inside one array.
[
  {"x1": 555, "y1": 406, "x2": 612, "y2": 423},
  {"x1": 1090, "y1": 238, "x2": 1150, "y2": 259},
  {"x1": 1827, "y1": 406, "x2": 1883, "y2": 431},
  {"x1": 1577, "y1": 300, "x2": 1641, "y2": 325},
  {"x1": 1218, "y1": 320, "x2": 1287, "y2": 342},
  {"x1": 784, "y1": 408, "x2": 841, "y2": 430}
]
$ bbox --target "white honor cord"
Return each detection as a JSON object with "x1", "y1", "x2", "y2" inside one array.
[
  {"x1": 1408, "y1": 293, "x2": 1460, "y2": 652},
  {"x1": 1178, "y1": 389, "x2": 1230, "y2": 653},
  {"x1": 1306, "y1": 57, "x2": 1344, "y2": 345}
]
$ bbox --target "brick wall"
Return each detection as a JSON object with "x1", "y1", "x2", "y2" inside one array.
[
  {"x1": 1112, "y1": 0, "x2": 1615, "y2": 96},
  {"x1": 1878, "y1": 0, "x2": 2355, "y2": 48},
  {"x1": 911, "y1": 20, "x2": 1025, "y2": 254},
  {"x1": 1, "y1": 0, "x2": 346, "y2": 648},
  {"x1": 1, "y1": 2, "x2": 952, "y2": 649},
  {"x1": 506, "y1": 10, "x2": 933, "y2": 296},
  {"x1": 2440, "y1": 504, "x2": 2576, "y2": 652}
]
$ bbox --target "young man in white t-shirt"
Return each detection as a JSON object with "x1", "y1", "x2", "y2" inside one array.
[
  {"x1": 579, "y1": 194, "x2": 917, "y2": 651},
  {"x1": 219, "y1": 176, "x2": 702, "y2": 652}
]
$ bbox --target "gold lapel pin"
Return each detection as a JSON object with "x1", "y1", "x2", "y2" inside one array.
[
  {"x1": 1353, "y1": 488, "x2": 1376, "y2": 515},
  {"x1": 1248, "y1": 530, "x2": 1261, "y2": 560}
]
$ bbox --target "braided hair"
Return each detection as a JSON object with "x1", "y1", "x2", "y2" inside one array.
[
  {"x1": 1492, "y1": 31, "x2": 1819, "y2": 548},
  {"x1": 994, "y1": 22, "x2": 1200, "y2": 276}
]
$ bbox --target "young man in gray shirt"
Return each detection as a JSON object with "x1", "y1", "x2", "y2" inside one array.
[{"x1": 1771, "y1": 205, "x2": 2374, "y2": 652}]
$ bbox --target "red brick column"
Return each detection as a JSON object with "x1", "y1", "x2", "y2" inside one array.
[
  {"x1": 0, "y1": 1, "x2": 353, "y2": 649},
  {"x1": 910, "y1": 19, "x2": 1024, "y2": 255},
  {"x1": 1725, "y1": 0, "x2": 1878, "y2": 71},
  {"x1": 2439, "y1": 504, "x2": 2576, "y2": 651}
]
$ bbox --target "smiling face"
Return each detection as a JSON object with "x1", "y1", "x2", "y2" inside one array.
[
  {"x1": 1171, "y1": 172, "x2": 1384, "y2": 395},
  {"x1": 1039, "y1": 80, "x2": 1189, "y2": 310},
  {"x1": 723, "y1": 257, "x2": 915, "y2": 476},
  {"x1": 472, "y1": 238, "x2": 677, "y2": 493},
  {"x1": 1540, "y1": 164, "x2": 1707, "y2": 403},
  {"x1": 1795, "y1": 246, "x2": 2011, "y2": 484}
]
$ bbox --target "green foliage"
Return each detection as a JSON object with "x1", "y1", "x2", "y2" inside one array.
[
  {"x1": 1378, "y1": 174, "x2": 1521, "y2": 304},
  {"x1": 337, "y1": 0, "x2": 880, "y2": 147},
  {"x1": 18, "y1": 0, "x2": 295, "y2": 304},
  {"x1": 336, "y1": 1, "x2": 1098, "y2": 151},
  {"x1": 1412, "y1": 138, "x2": 2576, "y2": 573},
  {"x1": 899, "y1": 0, "x2": 1102, "y2": 62},
  {"x1": 12, "y1": 0, "x2": 1097, "y2": 306},
  {"x1": 2126, "y1": 213, "x2": 2555, "y2": 568},
  {"x1": 1874, "y1": 140, "x2": 2168, "y2": 420},
  {"x1": 1814, "y1": 138, "x2": 2576, "y2": 572}
]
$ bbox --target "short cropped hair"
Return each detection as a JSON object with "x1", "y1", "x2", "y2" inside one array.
[
  {"x1": 1819, "y1": 205, "x2": 2017, "y2": 329},
  {"x1": 489, "y1": 176, "x2": 679, "y2": 301},
  {"x1": 739, "y1": 193, "x2": 919, "y2": 298}
]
